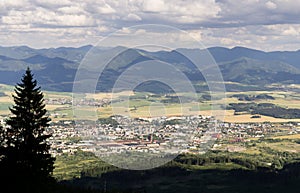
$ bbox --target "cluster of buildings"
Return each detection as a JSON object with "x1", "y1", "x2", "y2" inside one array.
[
  {"x1": 45, "y1": 98, "x2": 72, "y2": 105},
  {"x1": 72, "y1": 98, "x2": 111, "y2": 107},
  {"x1": 47, "y1": 116, "x2": 300, "y2": 157},
  {"x1": 45, "y1": 97, "x2": 111, "y2": 107},
  {"x1": 218, "y1": 122, "x2": 300, "y2": 143},
  {"x1": 47, "y1": 115, "x2": 219, "y2": 156},
  {"x1": 2, "y1": 110, "x2": 300, "y2": 157}
]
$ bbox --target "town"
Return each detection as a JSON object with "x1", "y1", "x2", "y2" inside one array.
[{"x1": 47, "y1": 114, "x2": 300, "y2": 157}]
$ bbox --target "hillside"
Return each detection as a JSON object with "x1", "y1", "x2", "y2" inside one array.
[{"x1": 0, "y1": 45, "x2": 300, "y2": 92}]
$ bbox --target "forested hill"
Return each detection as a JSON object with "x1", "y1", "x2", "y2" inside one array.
[{"x1": 0, "y1": 45, "x2": 300, "y2": 92}]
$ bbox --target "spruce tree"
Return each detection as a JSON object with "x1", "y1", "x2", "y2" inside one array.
[{"x1": 0, "y1": 68, "x2": 55, "y2": 192}]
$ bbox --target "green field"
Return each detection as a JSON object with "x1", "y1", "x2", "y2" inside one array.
[{"x1": 2, "y1": 83, "x2": 300, "y2": 123}]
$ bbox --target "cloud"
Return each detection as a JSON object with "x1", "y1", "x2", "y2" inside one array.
[
  {"x1": 2, "y1": 8, "x2": 95, "y2": 27},
  {"x1": 57, "y1": 6, "x2": 86, "y2": 14},
  {"x1": 33, "y1": 0, "x2": 72, "y2": 8},
  {"x1": 140, "y1": 0, "x2": 221, "y2": 24},
  {"x1": 216, "y1": 0, "x2": 300, "y2": 26},
  {"x1": 2, "y1": 0, "x2": 300, "y2": 28},
  {"x1": 265, "y1": 1, "x2": 277, "y2": 10},
  {"x1": 96, "y1": 3, "x2": 116, "y2": 14},
  {"x1": 142, "y1": 0, "x2": 167, "y2": 12},
  {"x1": 0, "y1": 0, "x2": 28, "y2": 7},
  {"x1": 0, "y1": 0, "x2": 300, "y2": 50},
  {"x1": 123, "y1": 13, "x2": 142, "y2": 21},
  {"x1": 0, "y1": 0, "x2": 29, "y2": 15},
  {"x1": 282, "y1": 26, "x2": 300, "y2": 36}
]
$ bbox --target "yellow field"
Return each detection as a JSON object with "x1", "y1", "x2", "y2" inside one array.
[
  {"x1": 97, "y1": 103, "x2": 205, "y2": 118},
  {"x1": 0, "y1": 110, "x2": 10, "y2": 115},
  {"x1": 45, "y1": 104, "x2": 68, "y2": 111},
  {"x1": 273, "y1": 134, "x2": 300, "y2": 139},
  {"x1": 1, "y1": 87, "x2": 300, "y2": 123},
  {"x1": 0, "y1": 96, "x2": 13, "y2": 103},
  {"x1": 196, "y1": 109, "x2": 295, "y2": 123},
  {"x1": 223, "y1": 110, "x2": 300, "y2": 123},
  {"x1": 270, "y1": 98, "x2": 300, "y2": 109}
]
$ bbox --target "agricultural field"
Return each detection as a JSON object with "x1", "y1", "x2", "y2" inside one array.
[{"x1": 2, "y1": 83, "x2": 300, "y2": 123}]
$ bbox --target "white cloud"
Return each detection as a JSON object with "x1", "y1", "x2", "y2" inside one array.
[
  {"x1": 2, "y1": 7, "x2": 95, "y2": 27},
  {"x1": 119, "y1": 27, "x2": 131, "y2": 34},
  {"x1": 0, "y1": 0, "x2": 29, "y2": 15},
  {"x1": 187, "y1": 30, "x2": 202, "y2": 41},
  {"x1": 282, "y1": 27, "x2": 300, "y2": 36},
  {"x1": 141, "y1": 0, "x2": 221, "y2": 23},
  {"x1": 0, "y1": 0, "x2": 28, "y2": 7},
  {"x1": 220, "y1": 37, "x2": 239, "y2": 45},
  {"x1": 96, "y1": 26, "x2": 110, "y2": 32},
  {"x1": 142, "y1": 0, "x2": 166, "y2": 12},
  {"x1": 282, "y1": 26, "x2": 300, "y2": 36},
  {"x1": 96, "y1": 3, "x2": 116, "y2": 14},
  {"x1": 265, "y1": 1, "x2": 277, "y2": 10},
  {"x1": 58, "y1": 6, "x2": 85, "y2": 14},
  {"x1": 123, "y1": 13, "x2": 142, "y2": 21},
  {"x1": 1, "y1": 0, "x2": 300, "y2": 50},
  {"x1": 202, "y1": 24, "x2": 300, "y2": 51},
  {"x1": 33, "y1": 0, "x2": 72, "y2": 8}
]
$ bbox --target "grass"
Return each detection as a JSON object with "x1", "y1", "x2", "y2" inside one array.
[
  {"x1": 267, "y1": 142, "x2": 300, "y2": 153},
  {"x1": 182, "y1": 162, "x2": 245, "y2": 170},
  {"x1": 249, "y1": 140, "x2": 300, "y2": 156},
  {"x1": 242, "y1": 148, "x2": 261, "y2": 155},
  {"x1": 53, "y1": 151, "x2": 116, "y2": 180}
]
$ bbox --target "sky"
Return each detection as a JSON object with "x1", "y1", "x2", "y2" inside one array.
[{"x1": 0, "y1": 0, "x2": 300, "y2": 51}]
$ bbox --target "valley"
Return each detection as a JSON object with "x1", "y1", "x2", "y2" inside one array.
[
  {"x1": 2, "y1": 45, "x2": 300, "y2": 192},
  {"x1": 2, "y1": 82, "x2": 300, "y2": 181}
]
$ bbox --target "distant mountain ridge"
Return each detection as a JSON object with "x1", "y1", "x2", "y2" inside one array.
[{"x1": 0, "y1": 45, "x2": 299, "y2": 92}]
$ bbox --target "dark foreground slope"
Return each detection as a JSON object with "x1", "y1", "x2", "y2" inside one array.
[
  {"x1": 61, "y1": 162, "x2": 300, "y2": 193},
  {"x1": 52, "y1": 149, "x2": 300, "y2": 193}
]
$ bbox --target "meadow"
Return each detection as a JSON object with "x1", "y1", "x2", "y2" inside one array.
[{"x1": 2, "y1": 83, "x2": 300, "y2": 123}]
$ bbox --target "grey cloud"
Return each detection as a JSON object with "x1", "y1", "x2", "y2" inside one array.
[
  {"x1": 1, "y1": 0, "x2": 300, "y2": 29},
  {"x1": 214, "y1": 0, "x2": 300, "y2": 27},
  {"x1": 0, "y1": 0, "x2": 300, "y2": 50},
  {"x1": 32, "y1": 0, "x2": 72, "y2": 9}
]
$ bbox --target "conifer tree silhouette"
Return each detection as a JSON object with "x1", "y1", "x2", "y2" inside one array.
[{"x1": 0, "y1": 68, "x2": 55, "y2": 192}]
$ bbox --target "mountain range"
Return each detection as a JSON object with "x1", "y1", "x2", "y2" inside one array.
[{"x1": 0, "y1": 45, "x2": 299, "y2": 92}]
